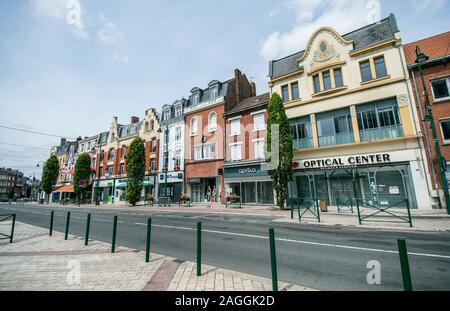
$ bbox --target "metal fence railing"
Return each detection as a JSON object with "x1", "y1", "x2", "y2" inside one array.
[
  {"x1": 0, "y1": 214, "x2": 16, "y2": 243},
  {"x1": 355, "y1": 199, "x2": 413, "y2": 227}
]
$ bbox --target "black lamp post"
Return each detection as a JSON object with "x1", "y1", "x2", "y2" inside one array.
[{"x1": 415, "y1": 46, "x2": 450, "y2": 214}]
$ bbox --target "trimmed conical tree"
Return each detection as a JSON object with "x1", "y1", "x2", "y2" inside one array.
[
  {"x1": 41, "y1": 155, "x2": 60, "y2": 204},
  {"x1": 73, "y1": 153, "x2": 94, "y2": 205},
  {"x1": 125, "y1": 137, "x2": 146, "y2": 206},
  {"x1": 265, "y1": 92, "x2": 293, "y2": 209}
]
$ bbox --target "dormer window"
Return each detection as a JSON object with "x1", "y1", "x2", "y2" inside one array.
[
  {"x1": 210, "y1": 87, "x2": 218, "y2": 99},
  {"x1": 175, "y1": 105, "x2": 182, "y2": 117},
  {"x1": 193, "y1": 94, "x2": 200, "y2": 105},
  {"x1": 163, "y1": 109, "x2": 170, "y2": 121}
]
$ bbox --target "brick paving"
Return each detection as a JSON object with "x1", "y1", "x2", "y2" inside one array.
[{"x1": 0, "y1": 221, "x2": 315, "y2": 291}]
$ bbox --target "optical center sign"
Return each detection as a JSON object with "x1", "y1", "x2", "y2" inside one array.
[{"x1": 297, "y1": 153, "x2": 392, "y2": 170}]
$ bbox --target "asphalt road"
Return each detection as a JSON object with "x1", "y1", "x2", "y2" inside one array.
[{"x1": 1, "y1": 203, "x2": 450, "y2": 291}]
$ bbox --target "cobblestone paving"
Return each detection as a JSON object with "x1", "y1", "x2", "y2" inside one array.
[{"x1": 0, "y1": 222, "x2": 315, "y2": 291}]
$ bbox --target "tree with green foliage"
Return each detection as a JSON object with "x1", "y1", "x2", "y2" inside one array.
[
  {"x1": 125, "y1": 137, "x2": 146, "y2": 206},
  {"x1": 265, "y1": 92, "x2": 294, "y2": 209},
  {"x1": 73, "y1": 153, "x2": 94, "y2": 205},
  {"x1": 41, "y1": 155, "x2": 60, "y2": 203}
]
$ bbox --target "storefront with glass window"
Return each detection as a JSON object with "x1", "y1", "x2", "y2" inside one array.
[
  {"x1": 290, "y1": 150, "x2": 432, "y2": 210},
  {"x1": 224, "y1": 163, "x2": 275, "y2": 205}
]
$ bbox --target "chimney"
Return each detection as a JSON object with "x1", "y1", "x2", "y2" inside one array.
[
  {"x1": 61, "y1": 138, "x2": 66, "y2": 146},
  {"x1": 131, "y1": 116, "x2": 139, "y2": 124},
  {"x1": 251, "y1": 82, "x2": 256, "y2": 97}
]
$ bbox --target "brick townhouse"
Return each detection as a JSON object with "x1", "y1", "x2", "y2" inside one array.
[
  {"x1": 223, "y1": 92, "x2": 275, "y2": 205},
  {"x1": 93, "y1": 109, "x2": 160, "y2": 204},
  {"x1": 184, "y1": 69, "x2": 255, "y2": 204},
  {"x1": 404, "y1": 30, "x2": 450, "y2": 209}
]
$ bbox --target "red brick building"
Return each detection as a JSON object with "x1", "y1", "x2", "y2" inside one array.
[
  {"x1": 223, "y1": 92, "x2": 275, "y2": 205},
  {"x1": 93, "y1": 109, "x2": 160, "y2": 204},
  {"x1": 184, "y1": 69, "x2": 254, "y2": 203},
  {"x1": 404, "y1": 31, "x2": 450, "y2": 208}
]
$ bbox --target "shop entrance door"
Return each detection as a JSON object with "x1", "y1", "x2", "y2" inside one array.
[{"x1": 330, "y1": 170, "x2": 361, "y2": 208}]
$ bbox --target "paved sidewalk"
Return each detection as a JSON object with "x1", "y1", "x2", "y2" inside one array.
[{"x1": 0, "y1": 221, "x2": 315, "y2": 291}]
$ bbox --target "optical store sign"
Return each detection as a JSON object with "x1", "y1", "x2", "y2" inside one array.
[{"x1": 296, "y1": 153, "x2": 393, "y2": 170}]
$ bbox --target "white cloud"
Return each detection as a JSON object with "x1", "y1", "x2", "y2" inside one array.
[
  {"x1": 30, "y1": 0, "x2": 89, "y2": 40},
  {"x1": 97, "y1": 13, "x2": 123, "y2": 44},
  {"x1": 30, "y1": 0, "x2": 68, "y2": 18},
  {"x1": 260, "y1": 0, "x2": 374, "y2": 60}
]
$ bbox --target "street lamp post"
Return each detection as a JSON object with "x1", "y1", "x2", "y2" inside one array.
[
  {"x1": 92, "y1": 145, "x2": 102, "y2": 206},
  {"x1": 415, "y1": 46, "x2": 450, "y2": 214}
]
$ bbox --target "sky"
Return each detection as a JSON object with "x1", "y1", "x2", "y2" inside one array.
[{"x1": 0, "y1": 0, "x2": 449, "y2": 179}]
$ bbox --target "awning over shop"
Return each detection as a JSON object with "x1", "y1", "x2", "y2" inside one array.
[{"x1": 52, "y1": 185, "x2": 74, "y2": 193}]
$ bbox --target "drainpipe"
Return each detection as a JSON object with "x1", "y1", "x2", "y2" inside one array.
[
  {"x1": 397, "y1": 44, "x2": 434, "y2": 207},
  {"x1": 411, "y1": 68, "x2": 440, "y2": 206}
]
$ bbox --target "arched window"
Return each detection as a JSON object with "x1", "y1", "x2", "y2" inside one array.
[
  {"x1": 150, "y1": 120, "x2": 155, "y2": 131},
  {"x1": 208, "y1": 112, "x2": 217, "y2": 132},
  {"x1": 144, "y1": 122, "x2": 149, "y2": 132},
  {"x1": 191, "y1": 117, "x2": 198, "y2": 136}
]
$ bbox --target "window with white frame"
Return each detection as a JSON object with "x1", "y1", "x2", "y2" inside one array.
[
  {"x1": 230, "y1": 143, "x2": 242, "y2": 161},
  {"x1": 208, "y1": 112, "x2": 217, "y2": 132},
  {"x1": 175, "y1": 105, "x2": 182, "y2": 117},
  {"x1": 191, "y1": 117, "x2": 198, "y2": 136},
  {"x1": 230, "y1": 118, "x2": 241, "y2": 135},
  {"x1": 163, "y1": 109, "x2": 170, "y2": 121},
  {"x1": 210, "y1": 87, "x2": 218, "y2": 99},
  {"x1": 254, "y1": 139, "x2": 265, "y2": 160},
  {"x1": 193, "y1": 94, "x2": 200, "y2": 105},
  {"x1": 431, "y1": 77, "x2": 450, "y2": 101},
  {"x1": 253, "y1": 112, "x2": 265, "y2": 131},
  {"x1": 440, "y1": 119, "x2": 450, "y2": 144},
  {"x1": 193, "y1": 143, "x2": 216, "y2": 160}
]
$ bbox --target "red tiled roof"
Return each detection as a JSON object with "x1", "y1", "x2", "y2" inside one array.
[{"x1": 404, "y1": 31, "x2": 450, "y2": 65}]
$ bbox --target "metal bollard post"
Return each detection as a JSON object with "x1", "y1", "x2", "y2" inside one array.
[
  {"x1": 64, "y1": 212, "x2": 71, "y2": 240},
  {"x1": 84, "y1": 213, "x2": 91, "y2": 246},
  {"x1": 269, "y1": 228, "x2": 278, "y2": 291},
  {"x1": 49, "y1": 211, "x2": 54, "y2": 236},
  {"x1": 10, "y1": 214, "x2": 16, "y2": 243},
  {"x1": 111, "y1": 216, "x2": 118, "y2": 253},
  {"x1": 397, "y1": 238, "x2": 413, "y2": 291},
  {"x1": 197, "y1": 222, "x2": 202, "y2": 276},
  {"x1": 145, "y1": 218, "x2": 152, "y2": 262}
]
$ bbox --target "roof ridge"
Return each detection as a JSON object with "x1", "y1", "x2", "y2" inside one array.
[
  {"x1": 404, "y1": 30, "x2": 450, "y2": 47},
  {"x1": 271, "y1": 14, "x2": 394, "y2": 63}
]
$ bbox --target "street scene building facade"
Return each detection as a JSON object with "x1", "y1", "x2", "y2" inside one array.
[
  {"x1": 404, "y1": 31, "x2": 450, "y2": 209},
  {"x1": 0, "y1": 168, "x2": 37, "y2": 201},
  {"x1": 93, "y1": 109, "x2": 160, "y2": 204},
  {"x1": 157, "y1": 98, "x2": 187, "y2": 201},
  {"x1": 38, "y1": 15, "x2": 449, "y2": 211},
  {"x1": 223, "y1": 92, "x2": 276, "y2": 205},
  {"x1": 268, "y1": 14, "x2": 432, "y2": 210},
  {"x1": 184, "y1": 69, "x2": 255, "y2": 203}
]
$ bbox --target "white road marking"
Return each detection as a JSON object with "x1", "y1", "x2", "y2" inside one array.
[
  {"x1": 5, "y1": 206, "x2": 450, "y2": 260},
  {"x1": 133, "y1": 223, "x2": 450, "y2": 260}
]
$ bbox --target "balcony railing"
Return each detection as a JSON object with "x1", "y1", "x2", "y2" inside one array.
[
  {"x1": 293, "y1": 138, "x2": 313, "y2": 150},
  {"x1": 359, "y1": 125, "x2": 403, "y2": 142},
  {"x1": 319, "y1": 132, "x2": 354, "y2": 147}
]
